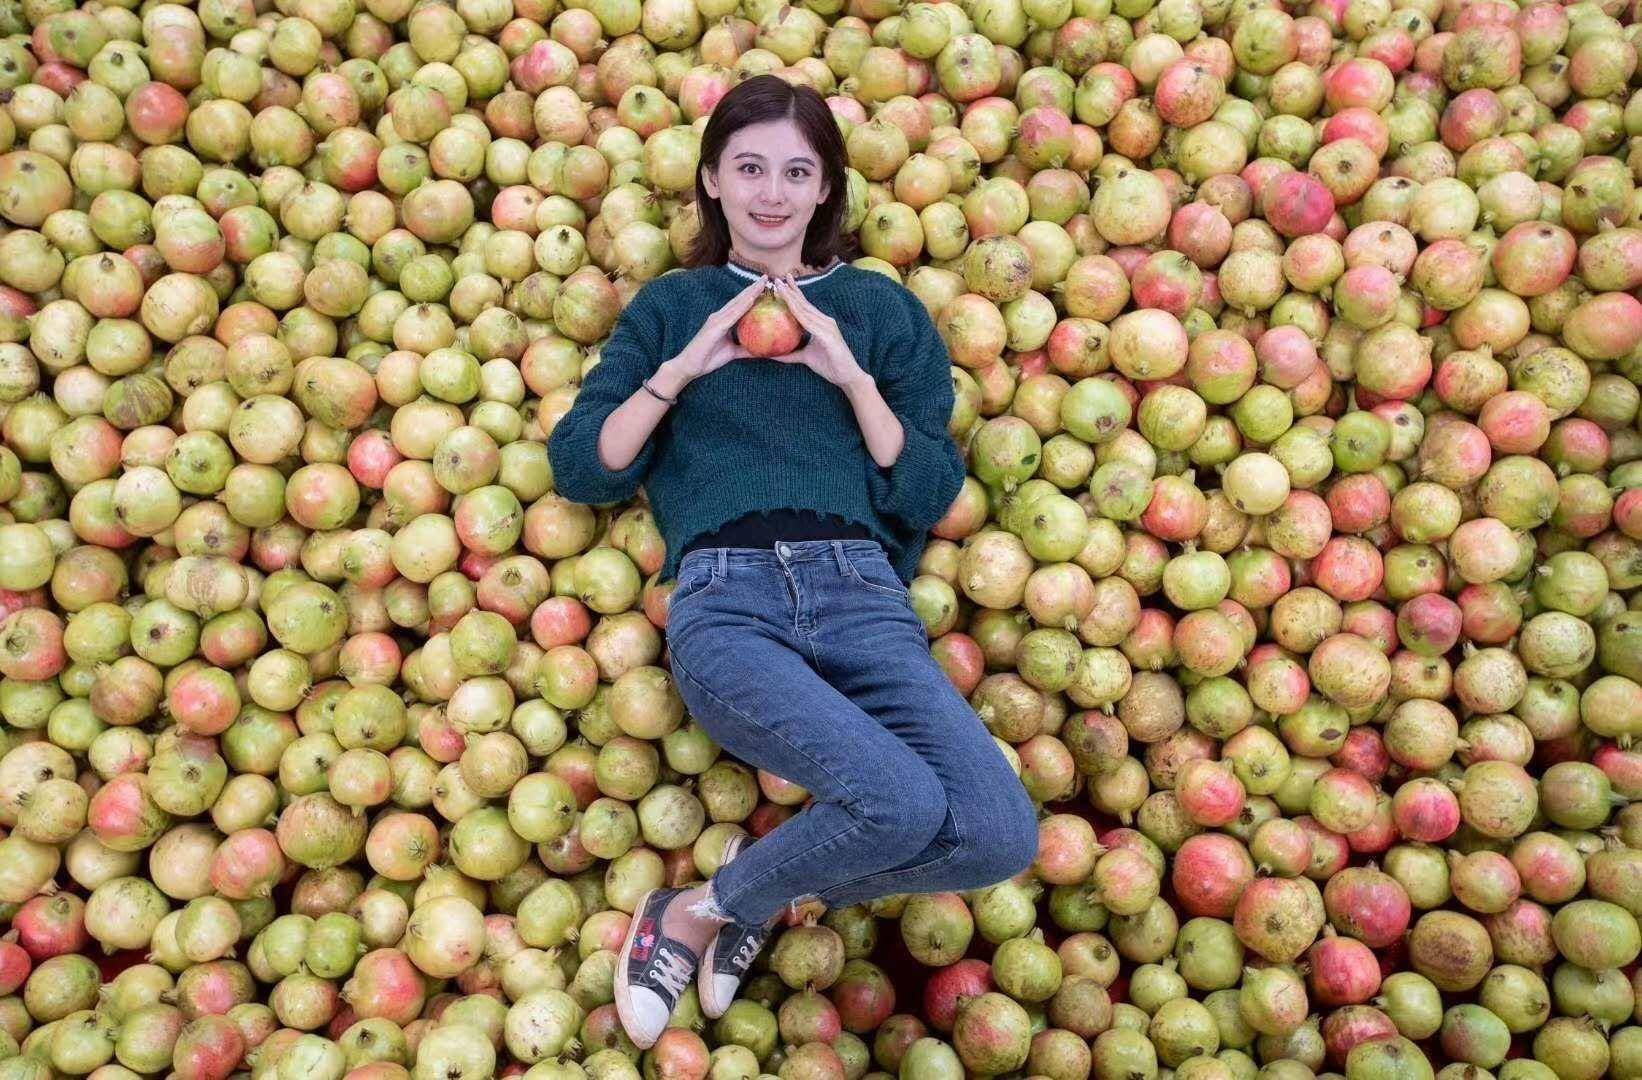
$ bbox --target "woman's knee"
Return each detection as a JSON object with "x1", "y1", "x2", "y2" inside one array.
[
  {"x1": 997, "y1": 791, "x2": 1042, "y2": 877},
  {"x1": 954, "y1": 787, "x2": 1040, "y2": 888},
  {"x1": 858, "y1": 759, "x2": 947, "y2": 860}
]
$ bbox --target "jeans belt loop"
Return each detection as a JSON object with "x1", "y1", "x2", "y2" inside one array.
[
  {"x1": 830, "y1": 540, "x2": 850, "y2": 576},
  {"x1": 717, "y1": 548, "x2": 728, "y2": 577}
]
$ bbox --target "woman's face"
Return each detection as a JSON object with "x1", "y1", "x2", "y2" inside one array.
[{"x1": 702, "y1": 118, "x2": 830, "y2": 263}]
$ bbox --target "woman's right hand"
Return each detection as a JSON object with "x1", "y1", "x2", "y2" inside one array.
[{"x1": 665, "y1": 274, "x2": 772, "y2": 385}]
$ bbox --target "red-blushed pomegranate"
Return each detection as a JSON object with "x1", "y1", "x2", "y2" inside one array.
[
  {"x1": 1307, "y1": 932, "x2": 1382, "y2": 1006},
  {"x1": 1320, "y1": 860, "x2": 1412, "y2": 945},
  {"x1": 735, "y1": 291, "x2": 803, "y2": 357},
  {"x1": 1171, "y1": 832, "x2": 1255, "y2": 918},
  {"x1": 1234, "y1": 876, "x2": 1326, "y2": 962},
  {"x1": 923, "y1": 958, "x2": 994, "y2": 1034}
]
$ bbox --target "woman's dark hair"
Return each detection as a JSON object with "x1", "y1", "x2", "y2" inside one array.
[{"x1": 683, "y1": 74, "x2": 859, "y2": 269}]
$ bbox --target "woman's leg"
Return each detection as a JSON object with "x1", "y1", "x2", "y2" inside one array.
[
  {"x1": 806, "y1": 552, "x2": 1042, "y2": 907},
  {"x1": 666, "y1": 613, "x2": 955, "y2": 927},
  {"x1": 807, "y1": 633, "x2": 1041, "y2": 908}
]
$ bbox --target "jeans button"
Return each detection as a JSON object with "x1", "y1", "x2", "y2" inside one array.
[{"x1": 777, "y1": 543, "x2": 790, "y2": 557}]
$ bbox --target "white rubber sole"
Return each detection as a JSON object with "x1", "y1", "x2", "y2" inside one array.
[
  {"x1": 698, "y1": 925, "x2": 734, "y2": 1020},
  {"x1": 698, "y1": 833, "x2": 751, "y2": 1021},
  {"x1": 614, "y1": 887, "x2": 665, "y2": 1051}
]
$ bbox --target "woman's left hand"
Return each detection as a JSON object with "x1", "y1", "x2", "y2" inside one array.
[{"x1": 768, "y1": 274, "x2": 872, "y2": 391}]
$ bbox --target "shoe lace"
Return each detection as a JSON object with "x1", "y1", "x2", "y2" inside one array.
[
  {"x1": 651, "y1": 944, "x2": 695, "y2": 999},
  {"x1": 729, "y1": 927, "x2": 766, "y2": 973}
]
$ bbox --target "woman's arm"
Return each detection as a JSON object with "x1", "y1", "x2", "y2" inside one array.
[
  {"x1": 855, "y1": 289, "x2": 969, "y2": 531},
  {"x1": 546, "y1": 291, "x2": 692, "y2": 505},
  {"x1": 547, "y1": 276, "x2": 778, "y2": 505},
  {"x1": 842, "y1": 376, "x2": 905, "y2": 470}
]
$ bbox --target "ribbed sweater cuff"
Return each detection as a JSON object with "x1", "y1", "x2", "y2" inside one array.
[
  {"x1": 546, "y1": 405, "x2": 656, "y2": 506},
  {"x1": 868, "y1": 424, "x2": 957, "y2": 530}
]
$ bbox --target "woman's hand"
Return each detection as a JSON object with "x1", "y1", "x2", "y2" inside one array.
[
  {"x1": 662, "y1": 274, "x2": 772, "y2": 386},
  {"x1": 766, "y1": 274, "x2": 872, "y2": 391}
]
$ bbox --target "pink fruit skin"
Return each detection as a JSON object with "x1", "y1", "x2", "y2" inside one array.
[
  {"x1": 1510, "y1": 839, "x2": 1581, "y2": 903},
  {"x1": 1337, "y1": 264, "x2": 1401, "y2": 320},
  {"x1": 345, "y1": 949, "x2": 428, "y2": 1026},
  {"x1": 924, "y1": 959, "x2": 994, "y2": 1033},
  {"x1": 1326, "y1": 475, "x2": 1390, "y2": 534},
  {"x1": 1233, "y1": 876, "x2": 1319, "y2": 961},
  {"x1": 1325, "y1": 60, "x2": 1392, "y2": 111},
  {"x1": 736, "y1": 295, "x2": 804, "y2": 358},
  {"x1": 1346, "y1": 801, "x2": 1398, "y2": 855},
  {"x1": 1130, "y1": 256, "x2": 1201, "y2": 317},
  {"x1": 1333, "y1": 728, "x2": 1390, "y2": 784},
  {"x1": 1172, "y1": 833, "x2": 1254, "y2": 918},
  {"x1": 1477, "y1": 391, "x2": 1550, "y2": 453},
  {"x1": 1392, "y1": 781, "x2": 1461, "y2": 843},
  {"x1": 1309, "y1": 935, "x2": 1382, "y2": 1005},
  {"x1": 1241, "y1": 159, "x2": 1291, "y2": 204},
  {"x1": 176, "y1": 961, "x2": 255, "y2": 1019},
  {"x1": 1549, "y1": 418, "x2": 1610, "y2": 472},
  {"x1": 1321, "y1": 108, "x2": 1389, "y2": 157},
  {"x1": 832, "y1": 967, "x2": 896, "y2": 1034},
  {"x1": 0, "y1": 609, "x2": 66, "y2": 681},
  {"x1": 211, "y1": 829, "x2": 287, "y2": 899},
  {"x1": 1322, "y1": 1005, "x2": 1399, "y2": 1067},
  {"x1": 1304, "y1": 822, "x2": 1353, "y2": 878},
  {"x1": 170, "y1": 672, "x2": 239, "y2": 736},
  {"x1": 1397, "y1": 594, "x2": 1462, "y2": 655},
  {"x1": 0, "y1": 941, "x2": 29, "y2": 994},
  {"x1": 1362, "y1": 30, "x2": 1415, "y2": 72},
  {"x1": 1177, "y1": 761, "x2": 1246, "y2": 827},
  {"x1": 1324, "y1": 867, "x2": 1413, "y2": 948},
  {"x1": 1595, "y1": 742, "x2": 1642, "y2": 797},
  {"x1": 173, "y1": 1017, "x2": 246, "y2": 1080},
  {"x1": 14, "y1": 894, "x2": 89, "y2": 960},
  {"x1": 1108, "y1": 246, "x2": 1150, "y2": 278},
  {"x1": 86, "y1": 772, "x2": 159, "y2": 848},
  {"x1": 347, "y1": 430, "x2": 403, "y2": 489},
  {"x1": 1457, "y1": 584, "x2": 1522, "y2": 644},
  {"x1": 1310, "y1": 537, "x2": 1384, "y2": 602},
  {"x1": 1167, "y1": 202, "x2": 1232, "y2": 268},
  {"x1": 1492, "y1": 222, "x2": 1577, "y2": 295},
  {"x1": 1141, "y1": 481, "x2": 1208, "y2": 542},
  {"x1": 1485, "y1": 899, "x2": 1557, "y2": 967},
  {"x1": 1256, "y1": 326, "x2": 1320, "y2": 389}
]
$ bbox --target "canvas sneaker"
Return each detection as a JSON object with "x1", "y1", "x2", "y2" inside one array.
[
  {"x1": 698, "y1": 832, "x2": 775, "y2": 1019},
  {"x1": 614, "y1": 887, "x2": 702, "y2": 1050}
]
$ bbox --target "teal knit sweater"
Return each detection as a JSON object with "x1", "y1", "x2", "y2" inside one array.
[{"x1": 545, "y1": 260, "x2": 967, "y2": 585}]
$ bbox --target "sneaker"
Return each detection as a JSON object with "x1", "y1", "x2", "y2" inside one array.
[
  {"x1": 614, "y1": 887, "x2": 703, "y2": 1050},
  {"x1": 698, "y1": 832, "x2": 773, "y2": 1020}
]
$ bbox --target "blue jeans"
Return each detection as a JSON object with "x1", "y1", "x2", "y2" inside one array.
[{"x1": 663, "y1": 539, "x2": 1039, "y2": 926}]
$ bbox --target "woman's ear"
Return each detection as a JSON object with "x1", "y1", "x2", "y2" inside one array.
[{"x1": 701, "y1": 165, "x2": 719, "y2": 199}]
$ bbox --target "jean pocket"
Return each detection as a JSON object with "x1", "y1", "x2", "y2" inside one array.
[
  {"x1": 845, "y1": 553, "x2": 911, "y2": 602},
  {"x1": 670, "y1": 560, "x2": 720, "y2": 606}
]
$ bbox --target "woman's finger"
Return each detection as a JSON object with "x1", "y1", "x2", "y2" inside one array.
[
  {"x1": 774, "y1": 278, "x2": 826, "y2": 331},
  {"x1": 778, "y1": 277, "x2": 837, "y2": 332},
  {"x1": 723, "y1": 274, "x2": 770, "y2": 310},
  {"x1": 767, "y1": 343, "x2": 810, "y2": 364},
  {"x1": 730, "y1": 276, "x2": 770, "y2": 311},
  {"x1": 705, "y1": 283, "x2": 767, "y2": 332}
]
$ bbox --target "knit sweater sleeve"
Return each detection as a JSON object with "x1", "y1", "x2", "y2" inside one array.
[
  {"x1": 863, "y1": 287, "x2": 967, "y2": 532},
  {"x1": 546, "y1": 287, "x2": 666, "y2": 506}
]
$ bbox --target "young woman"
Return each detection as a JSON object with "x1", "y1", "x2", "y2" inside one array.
[{"x1": 546, "y1": 74, "x2": 1039, "y2": 1050}]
